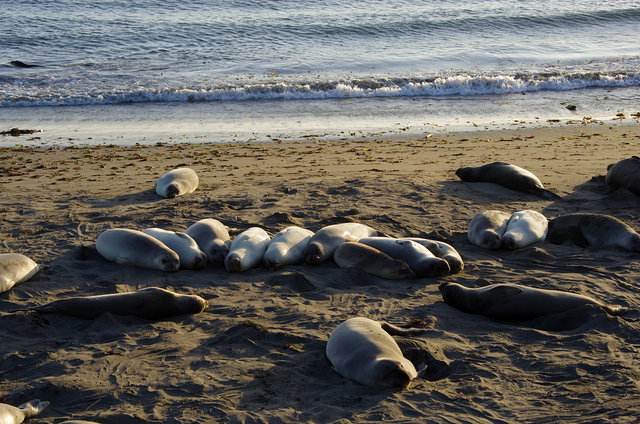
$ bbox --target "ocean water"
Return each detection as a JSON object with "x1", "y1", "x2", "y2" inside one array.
[{"x1": 1, "y1": 0, "x2": 639, "y2": 145}]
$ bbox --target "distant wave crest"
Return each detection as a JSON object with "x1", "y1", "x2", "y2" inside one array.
[{"x1": 1, "y1": 70, "x2": 639, "y2": 107}]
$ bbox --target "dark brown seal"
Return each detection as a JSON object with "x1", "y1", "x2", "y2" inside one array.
[{"x1": 546, "y1": 213, "x2": 640, "y2": 252}]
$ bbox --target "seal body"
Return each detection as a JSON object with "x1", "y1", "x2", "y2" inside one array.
[
  {"x1": 402, "y1": 238, "x2": 464, "y2": 273},
  {"x1": 263, "y1": 226, "x2": 314, "y2": 269},
  {"x1": 467, "y1": 210, "x2": 511, "y2": 250},
  {"x1": 224, "y1": 227, "x2": 271, "y2": 272},
  {"x1": 456, "y1": 162, "x2": 561, "y2": 200},
  {"x1": 0, "y1": 399, "x2": 49, "y2": 424},
  {"x1": 305, "y1": 223, "x2": 378, "y2": 265},
  {"x1": 333, "y1": 242, "x2": 416, "y2": 279},
  {"x1": 34, "y1": 287, "x2": 208, "y2": 320},
  {"x1": 185, "y1": 218, "x2": 231, "y2": 265},
  {"x1": 0, "y1": 253, "x2": 39, "y2": 293},
  {"x1": 155, "y1": 167, "x2": 199, "y2": 198},
  {"x1": 501, "y1": 210, "x2": 548, "y2": 250},
  {"x1": 326, "y1": 317, "x2": 419, "y2": 388},
  {"x1": 439, "y1": 282, "x2": 623, "y2": 321},
  {"x1": 546, "y1": 213, "x2": 640, "y2": 252},
  {"x1": 605, "y1": 156, "x2": 640, "y2": 196},
  {"x1": 358, "y1": 237, "x2": 450, "y2": 277},
  {"x1": 142, "y1": 228, "x2": 207, "y2": 270},
  {"x1": 96, "y1": 229, "x2": 180, "y2": 271}
]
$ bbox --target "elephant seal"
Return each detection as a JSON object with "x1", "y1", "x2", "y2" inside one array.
[
  {"x1": 326, "y1": 317, "x2": 421, "y2": 388},
  {"x1": 0, "y1": 253, "x2": 39, "y2": 293},
  {"x1": 358, "y1": 237, "x2": 450, "y2": 277},
  {"x1": 501, "y1": 210, "x2": 548, "y2": 250},
  {"x1": 402, "y1": 238, "x2": 464, "y2": 273},
  {"x1": 305, "y1": 223, "x2": 378, "y2": 265},
  {"x1": 9, "y1": 60, "x2": 41, "y2": 68},
  {"x1": 224, "y1": 227, "x2": 271, "y2": 272},
  {"x1": 546, "y1": 213, "x2": 640, "y2": 252},
  {"x1": 333, "y1": 242, "x2": 416, "y2": 279},
  {"x1": 0, "y1": 399, "x2": 49, "y2": 424},
  {"x1": 185, "y1": 218, "x2": 231, "y2": 264},
  {"x1": 467, "y1": 210, "x2": 511, "y2": 250},
  {"x1": 27, "y1": 287, "x2": 208, "y2": 320},
  {"x1": 439, "y1": 281, "x2": 624, "y2": 321},
  {"x1": 263, "y1": 226, "x2": 314, "y2": 269},
  {"x1": 605, "y1": 156, "x2": 640, "y2": 196},
  {"x1": 456, "y1": 162, "x2": 561, "y2": 200},
  {"x1": 142, "y1": 228, "x2": 207, "y2": 270},
  {"x1": 96, "y1": 229, "x2": 180, "y2": 271},
  {"x1": 155, "y1": 167, "x2": 199, "y2": 198}
]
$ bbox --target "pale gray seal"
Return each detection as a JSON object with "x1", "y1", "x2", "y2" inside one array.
[
  {"x1": 467, "y1": 210, "x2": 511, "y2": 250},
  {"x1": 333, "y1": 242, "x2": 416, "y2": 279},
  {"x1": 155, "y1": 167, "x2": 199, "y2": 198},
  {"x1": 263, "y1": 226, "x2": 314, "y2": 270},
  {"x1": 546, "y1": 213, "x2": 640, "y2": 252},
  {"x1": 95, "y1": 229, "x2": 180, "y2": 271},
  {"x1": 439, "y1": 282, "x2": 624, "y2": 321},
  {"x1": 142, "y1": 228, "x2": 207, "y2": 270},
  {"x1": 224, "y1": 227, "x2": 271, "y2": 272},
  {"x1": 185, "y1": 218, "x2": 231, "y2": 264},
  {"x1": 456, "y1": 162, "x2": 561, "y2": 200},
  {"x1": 358, "y1": 237, "x2": 450, "y2": 277},
  {"x1": 326, "y1": 317, "x2": 421, "y2": 388},
  {"x1": 0, "y1": 253, "x2": 39, "y2": 293},
  {"x1": 0, "y1": 399, "x2": 49, "y2": 424},
  {"x1": 23, "y1": 287, "x2": 208, "y2": 320},
  {"x1": 305, "y1": 223, "x2": 378, "y2": 265},
  {"x1": 605, "y1": 156, "x2": 640, "y2": 196},
  {"x1": 501, "y1": 210, "x2": 548, "y2": 250},
  {"x1": 401, "y1": 238, "x2": 464, "y2": 273}
]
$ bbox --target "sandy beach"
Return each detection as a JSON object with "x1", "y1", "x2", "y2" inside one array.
[{"x1": 1, "y1": 121, "x2": 639, "y2": 423}]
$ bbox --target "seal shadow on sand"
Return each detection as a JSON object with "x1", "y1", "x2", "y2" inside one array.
[
  {"x1": 547, "y1": 176, "x2": 640, "y2": 215},
  {"x1": 89, "y1": 189, "x2": 160, "y2": 208},
  {"x1": 436, "y1": 180, "x2": 560, "y2": 205}
]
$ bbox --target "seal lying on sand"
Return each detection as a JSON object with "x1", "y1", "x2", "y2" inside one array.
[
  {"x1": 305, "y1": 223, "x2": 378, "y2": 265},
  {"x1": 456, "y1": 162, "x2": 561, "y2": 200},
  {"x1": 185, "y1": 218, "x2": 231, "y2": 264},
  {"x1": 467, "y1": 210, "x2": 511, "y2": 250},
  {"x1": 326, "y1": 317, "x2": 422, "y2": 388},
  {"x1": 546, "y1": 213, "x2": 640, "y2": 252},
  {"x1": 20, "y1": 287, "x2": 208, "y2": 320},
  {"x1": 224, "y1": 227, "x2": 271, "y2": 272},
  {"x1": 155, "y1": 167, "x2": 199, "y2": 198},
  {"x1": 263, "y1": 226, "x2": 314, "y2": 270},
  {"x1": 358, "y1": 237, "x2": 450, "y2": 277},
  {"x1": 142, "y1": 228, "x2": 207, "y2": 270},
  {"x1": 333, "y1": 242, "x2": 416, "y2": 279},
  {"x1": 96, "y1": 229, "x2": 180, "y2": 271},
  {"x1": 0, "y1": 253, "x2": 39, "y2": 293},
  {"x1": 0, "y1": 399, "x2": 49, "y2": 423},
  {"x1": 501, "y1": 210, "x2": 548, "y2": 250},
  {"x1": 402, "y1": 238, "x2": 464, "y2": 273},
  {"x1": 605, "y1": 156, "x2": 640, "y2": 196},
  {"x1": 439, "y1": 282, "x2": 625, "y2": 321}
]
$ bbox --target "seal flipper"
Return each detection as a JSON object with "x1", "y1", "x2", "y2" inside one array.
[
  {"x1": 381, "y1": 322, "x2": 425, "y2": 337},
  {"x1": 0, "y1": 276, "x2": 16, "y2": 293},
  {"x1": 530, "y1": 187, "x2": 562, "y2": 200}
]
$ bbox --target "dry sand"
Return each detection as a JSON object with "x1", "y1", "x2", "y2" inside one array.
[{"x1": 1, "y1": 122, "x2": 639, "y2": 423}]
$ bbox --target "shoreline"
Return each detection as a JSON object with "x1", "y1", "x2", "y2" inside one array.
[{"x1": 1, "y1": 121, "x2": 639, "y2": 423}]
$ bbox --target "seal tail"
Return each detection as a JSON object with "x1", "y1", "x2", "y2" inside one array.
[{"x1": 603, "y1": 304, "x2": 631, "y2": 317}]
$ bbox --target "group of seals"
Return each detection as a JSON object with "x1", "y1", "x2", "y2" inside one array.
[
  {"x1": 0, "y1": 399, "x2": 49, "y2": 424},
  {"x1": 468, "y1": 209, "x2": 548, "y2": 250},
  {"x1": 0, "y1": 253, "x2": 39, "y2": 293},
  {"x1": 439, "y1": 282, "x2": 624, "y2": 321},
  {"x1": 326, "y1": 317, "x2": 422, "y2": 388}
]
